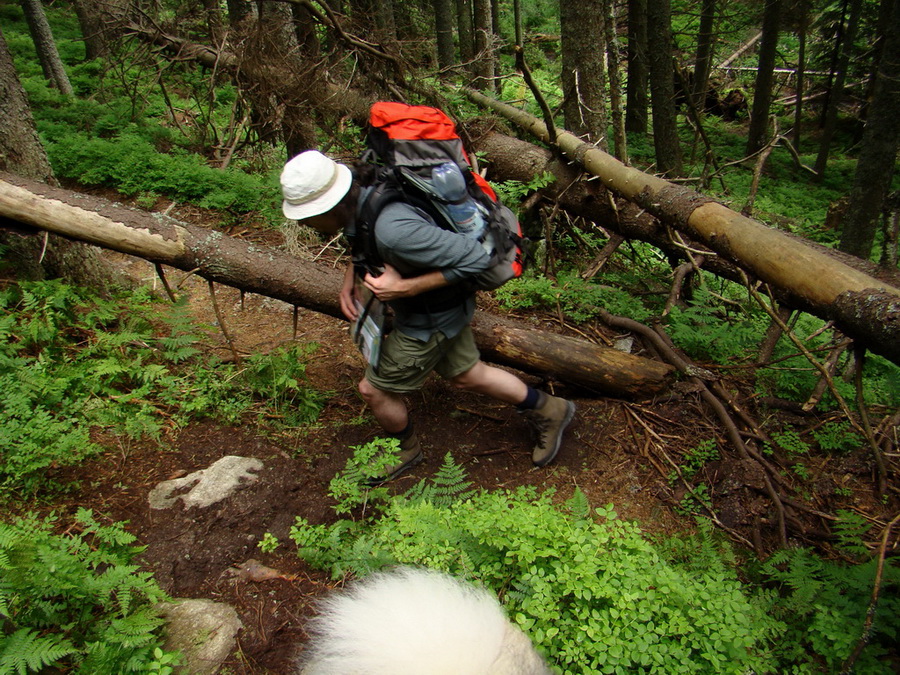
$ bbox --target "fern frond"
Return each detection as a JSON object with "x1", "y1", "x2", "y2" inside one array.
[{"x1": 0, "y1": 628, "x2": 77, "y2": 675}]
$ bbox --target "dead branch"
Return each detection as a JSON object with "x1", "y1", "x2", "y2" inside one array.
[
  {"x1": 599, "y1": 308, "x2": 789, "y2": 545},
  {"x1": 581, "y1": 233, "x2": 625, "y2": 280},
  {"x1": 853, "y1": 346, "x2": 888, "y2": 497},
  {"x1": 208, "y1": 280, "x2": 241, "y2": 364},
  {"x1": 841, "y1": 512, "x2": 900, "y2": 674},
  {"x1": 514, "y1": 46, "x2": 556, "y2": 145}
]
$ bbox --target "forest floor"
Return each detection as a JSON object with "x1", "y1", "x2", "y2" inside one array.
[{"x1": 30, "y1": 204, "x2": 897, "y2": 674}]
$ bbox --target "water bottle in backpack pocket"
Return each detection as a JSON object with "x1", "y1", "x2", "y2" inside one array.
[{"x1": 430, "y1": 162, "x2": 487, "y2": 242}]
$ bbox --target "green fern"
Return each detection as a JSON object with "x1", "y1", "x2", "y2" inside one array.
[
  {"x1": 565, "y1": 487, "x2": 591, "y2": 519},
  {"x1": 0, "y1": 628, "x2": 77, "y2": 675},
  {"x1": 405, "y1": 453, "x2": 472, "y2": 507},
  {"x1": 0, "y1": 511, "x2": 179, "y2": 674}
]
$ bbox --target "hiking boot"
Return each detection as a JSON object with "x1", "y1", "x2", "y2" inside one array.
[
  {"x1": 521, "y1": 394, "x2": 576, "y2": 467},
  {"x1": 364, "y1": 433, "x2": 424, "y2": 486}
]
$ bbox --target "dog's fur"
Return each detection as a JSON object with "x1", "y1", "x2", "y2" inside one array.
[{"x1": 299, "y1": 567, "x2": 551, "y2": 674}]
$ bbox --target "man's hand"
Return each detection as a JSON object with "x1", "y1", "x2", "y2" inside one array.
[
  {"x1": 364, "y1": 264, "x2": 449, "y2": 301},
  {"x1": 339, "y1": 263, "x2": 358, "y2": 321}
]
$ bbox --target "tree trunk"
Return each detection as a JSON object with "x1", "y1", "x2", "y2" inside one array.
[
  {"x1": 691, "y1": 0, "x2": 716, "y2": 109},
  {"x1": 560, "y1": 0, "x2": 608, "y2": 147},
  {"x1": 839, "y1": 0, "x2": 900, "y2": 258},
  {"x1": 0, "y1": 27, "x2": 114, "y2": 287},
  {"x1": 0, "y1": 174, "x2": 675, "y2": 398},
  {"x1": 813, "y1": 0, "x2": 862, "y2": 178},
  {"x1": 456, "y1": 0, "x2": 475, "y2": 66},
  {"x1": 433, "y1": 0, "x2": 456, "y2": 69},
  {"x1": 462, "y1": 90, "x2": 900, "y2": 365},
  {"x1": 792, "y1": 0, "x2": 808, "y2": 151},
  {"x1": 20, "y1": 0, "x2": 73, "y2": 95},
  {"x1": 646, "y1": 0, "x2": 682, "y2": 175},
  {"x1": 374, "y1": 0, "x2": 397, "y2": 42},
  {"x1": 471, "y1": 0, "x2": 494, "y2": 89},
  {"x1": 202, "y1": 0, "x2": 225, "y2": 45},
  {"x1": 746, "y1": 0, "x2": 782, "y2": 156},
  {"x1": 292, "y1": 3, "x2": 321, "y2": 59},
  {"x1": 604, "y1": 0, "x2": 627, "y2": 162},
  {"x1": 226, "y1": 0, "x2": 255, "y2": 27},
  {"x1": 0, "y1": 28, "x2": 54, "y2": 185},
  {"x1": 625, "y1": 0, "x2": 648, "y2": 134},
  {"x1": 74, "y1": 0, "x2": 109, "y2": 61}
]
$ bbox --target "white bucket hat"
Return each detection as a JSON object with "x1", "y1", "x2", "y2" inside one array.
[{"x1": 280, "y1": 150, "x2": 353, "y2": 220}]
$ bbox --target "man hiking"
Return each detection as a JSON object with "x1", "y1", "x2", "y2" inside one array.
[{"x1": 280, "y1": 149, "x2": 576, "y2": 484}]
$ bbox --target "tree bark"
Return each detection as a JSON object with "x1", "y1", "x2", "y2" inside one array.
[
  {"x1": 691, "y1": 0, "x2": 716, "y2": 109},
  {"x1": 560, "y1": 0, "x2": 608, "y2": 147},
  {"x1": 0, "y1": 27, "x2": 114, "y2": 287},
  {"x1": 462, "y1": 90, "x2": 900, "y2": 365},
  {"x1": 20, "y1": 0, "x2": 73, "y2": 95},
  {"x1": 625, "y1": 0, "x2": 649, "y2": 134},
  {"x1": 0, "y1": 174, "x2": 675, "y2": 398},
  {"x1": 646, "y1": 0, "x2": 682, "y2": 175},
  {"x1": 433, "y1": 0, "x2": 456, "y2": 69},
  {"x1": 746, "y1": 0, "x2": 782, "y2": 156},
  {"x1": 456, "y1": 0, "x2": 475, "y2": 66},
  {"x1": 839, "y1": 0, "x2": 900, "y2": 258},
  {"x1": 604, "y1": 0, "x2": 627, "y2": 162},
  {"x1": 813, "y1": 0, "x2": 862, "y2": 177},
  {"x1": 471, "y1": 0, "x2": 494, "y2": 89},
  {"x1": 792, "y1": 0, "x2": 808, "y2": 151}
]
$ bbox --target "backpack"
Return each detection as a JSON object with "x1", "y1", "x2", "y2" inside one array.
[{"x1": 353, "y1": 102, "x2": 527, "y2": 291}]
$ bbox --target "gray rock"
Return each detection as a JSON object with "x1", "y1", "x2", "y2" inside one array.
[
  {"x1": 149, "y1": 456, "x2": 263, "y2": 510},
  {"x1": 159, "y1": 599, "x2": 243, "y2": 675}
]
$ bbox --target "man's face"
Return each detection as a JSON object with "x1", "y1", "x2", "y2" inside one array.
[{"x1": 300, "y1": 190, "x2": 355, "y2": 235}]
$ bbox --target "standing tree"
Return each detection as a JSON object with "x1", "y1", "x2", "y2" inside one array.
[
  {"x1": 625, "y1": 0, "x2": 649, "y2": 134},
  {"x1": 792, "y1": 0, "x2": 809, "y2": 151},
  {"x1": 813, "y1": 0, "x2": 863, "y2": 178},
  {"x1": 0, "y1": 26, "x2": 113, "y2": 286},
  {"x1": 604, "y1": 0, "x2": 627, "y2": 162},
  {"x1": 21, "y1": 0, "x2": 73, "y2": 95},
  {"x1": 457, "y1": 0, "x2": 475, "y2": 67},
  {"x1": 746, "y1": 0, "x2": 783, "y2": 156},
  {"x1": 646, "y1": 0, "x2": 683, "y2": 175},
  {"x1": 472, "y1": 0, "x2": 495, "y2": 89},
  {"x1": 560, "y1": 0, "x2": 608, "y2": 147},
  {"x1": 691, "y1": 0, "x2": 716, "y2": 110},
  {"x1": 433, "y1": 0, "x2": 456, "y2": 69},
  {"x1": 839, "y1": 0, "x2": 900, "y2": 259}
]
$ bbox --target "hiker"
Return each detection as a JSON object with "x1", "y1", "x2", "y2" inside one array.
[{"x1": 280, "y1": 149, "x2": 575, "y2": 483}]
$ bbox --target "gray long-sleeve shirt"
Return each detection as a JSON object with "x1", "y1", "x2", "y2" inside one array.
[{"x1": 361, "y1": 197, "x2": 491, "y2": 341}]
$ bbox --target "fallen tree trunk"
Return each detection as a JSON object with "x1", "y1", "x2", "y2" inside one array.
[
  {"x1": 0, "y1": 173, "x2": 674, "y2": 397},
  {"x1": 464, "y1": 90, "x2": 900, "y2": 365}
]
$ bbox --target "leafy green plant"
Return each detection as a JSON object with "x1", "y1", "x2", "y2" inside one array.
[
  {"x1": 757, "y1": 538, "x2": 899, "y2": 674},
  {"x1": 0, "y1": 509, "x2": 180, "y2": 674},
  {"x1": 493, "y1": 171, "x2": 555, "y2": 206},
  {"x1": 676, "y1": 439, "x2": 719, "y2": 481},
  {"x1": 257, "y1": 532, "x2": 280, "y2": 554},
  {"x1": 769, "y1": 429, "x2": 811, "y2": 457},
  {"x1": 813, "y1": 421, "x2": 862, "y2": 454},
  {"x1": 290, "y1": 462, "x2": 784, "y2": 674},
  {"x1": 326, "y1": 437, "x2": 400, "y2": 514}
]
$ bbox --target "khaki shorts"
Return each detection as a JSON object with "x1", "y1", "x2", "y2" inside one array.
[{"x1": 365, "y1": 326, "x2": 480, "y2": 394}]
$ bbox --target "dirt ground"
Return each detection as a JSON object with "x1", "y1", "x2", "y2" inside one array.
[{"x1": 40, "y1": 233, "x2": 896, "y2": 674}]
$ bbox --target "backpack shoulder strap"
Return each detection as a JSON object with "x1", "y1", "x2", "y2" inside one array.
[{"x1": 353, "y1": 175, "x2": 403, "y2": 275}]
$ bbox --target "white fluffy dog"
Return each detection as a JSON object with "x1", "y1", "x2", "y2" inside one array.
[{"x1": 299, "y1": 567, "x2": 552, "y2": 674}]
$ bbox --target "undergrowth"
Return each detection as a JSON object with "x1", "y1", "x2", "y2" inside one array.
[
  {"x1": 291, "y1": 446, "x2": 900, "y2": 674},
  {"x1": 0, "y1": 279, "x2": 322, "y2": 498},
  {"x1": 0, "y1": 509, "x2": 180, "y2": 674}
]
